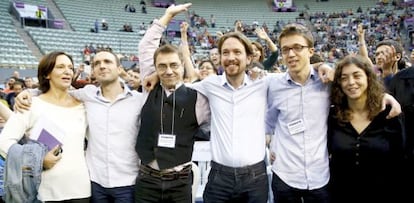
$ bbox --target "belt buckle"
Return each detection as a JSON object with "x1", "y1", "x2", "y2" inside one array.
[{"x1": 150, "y1": 171, "x2": 162, "y2": 179}]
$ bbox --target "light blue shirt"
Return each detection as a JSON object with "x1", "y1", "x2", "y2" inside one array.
[
  {"x1": 190, "y1": 73, "x2": 270, "y2": 167},
  {"x1": 266, "y1": 67, "x2": 330, "y2": 190},
  {"x1": 71, "y1": 84, "x2": 145, "y2": 188}
]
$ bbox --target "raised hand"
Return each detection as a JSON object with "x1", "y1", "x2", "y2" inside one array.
[
  {"x1": 255, "y1": 27, "x2": 269, "y2": 41},
  {"x1": 180, "y1": 21, "x2": 189, "y2": 35},
  {"x1": 165, "y1": 3, "x2": 192, "y2": 17}
]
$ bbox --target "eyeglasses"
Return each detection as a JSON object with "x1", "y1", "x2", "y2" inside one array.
[
  {"x1": 281, "y1": 45, "x2": 309, "y2": 55},
  {"x1": 156, "y1": 63, "x2": 180, "y2": 72}
]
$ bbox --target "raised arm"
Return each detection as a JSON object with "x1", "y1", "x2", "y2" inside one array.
[
  {"x1": 255, "y1": 27, "x2": 278, "y2": 70},
  {"x1": 180, "y1": 21, "x2": 198, "y2": 82},
  {"x1": 138, "y1": 3, "x2": 192, "y2": 90},
  {"x1": 357, "y1": 23, "x2": 374, "y2": 67}
]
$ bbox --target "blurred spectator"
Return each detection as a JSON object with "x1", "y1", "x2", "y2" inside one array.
[
  {"x1": 23, "y1": 77, "x2": 35, "y2": 89},
  {"x1": 12, "y1": 71, "x2": 20, "y2": 80},
  {"x1": 35, "y1": 8, "x2": 44, "y2": 27},
  {"x1": 83, "y1": 45, "x2": 92, "y2": 65},
  {"x1": 5, "y1": 79, "x2": 25, "y2": 111},
  {"x1": 410, "y1": 49, "x2": 414, "y2": 64},
  {"x1": 139, "y1": 22, "x2": 146, "y2": 35},
  {"x1": 129, "y1": 4, "x2": 136, "y2": 12},
  {"x1": 122, "y1": 23, "x2": 133, "y2": 32},
  {"x1": 210, "y1": 14, "x2": 216, "y2": 28},
  {"x1": 141, "y1": 4, "x2": 147, "y2": 14},
  {"x1": 102, "y1": 19, "x2": 108, "y2": 31},
  {"x1": 126, "y1": 68, "x2": 142, "y2": 92},
  {"x1": 3, "y1": 78, "x2": 16, "y2": 94},
  {"x1": 92, "y1": 19, "x2": 99, "y2": 33}
]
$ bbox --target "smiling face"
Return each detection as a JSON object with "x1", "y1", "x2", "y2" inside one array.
[
  {"x1": 251, "y1": 43, "x2": 262, "y2": 62},
  {"x1": 198, "y1": 60, "x2": 216, "y2": 80},
  {"x1": 47, "y1": 54, "x2": 74, "y2": 91},
  {"x1": 155, "y1": 52, "x2": 184, "y2": 90},
  {"x1": 280, "y1": 34, "x2": 313, "y2": 76},
  {"x1": 220, "y1": 37, "x2": 251, "y2": 78},
  {"x1": 339, "y1": 64, "x2": 368, "y2": 101}
]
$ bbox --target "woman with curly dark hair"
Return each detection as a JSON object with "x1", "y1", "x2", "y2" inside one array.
[{"x1": 328, "y1": 55, "x2": 406, "y2": 203}]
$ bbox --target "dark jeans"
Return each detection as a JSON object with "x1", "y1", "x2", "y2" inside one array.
[
  {"x1": 91, "y1": 182, "x2": 135, "y2": 203},
  {"x1": 203, "y1": 160, "x2": 269, "y2": 203},
  {"x1": 271, "y1": 173, "x2": 330, "y2": 203},
  {"x1": 134, "y1": 167, "x2": 193, "y2": 203},
  {"x1": 45, "y1": 197, "x2": 90, "y2": 203}
]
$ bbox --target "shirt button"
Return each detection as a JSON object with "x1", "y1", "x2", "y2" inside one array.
[
  {"x1": 355, "y1": 153, "x2": 359, "y2": 156},
  {"x1": 356, "y1": 143, "x2": 360, "y2": 148},
  {"x1": 355, "y1": 161, "x2": 359, "y2": 165}
]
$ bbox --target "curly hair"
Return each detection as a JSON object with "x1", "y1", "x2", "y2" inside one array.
[{"x1": 330, "y1": 55, "x2": 384, "y2": 123}]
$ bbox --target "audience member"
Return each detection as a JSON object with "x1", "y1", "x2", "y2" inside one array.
[
  {"x1": 24, "y1": 77, "x2": 35, "y2": 89},
  {"x1": 5, "y1": 79, "x2": 25, "y2": 111},
  {"x1": 388, "y1": 53, "x2": 414, "y2": 202},
  {"x1": 102, "y1": 19, "x2": 108, "y2": 31},
  {"x1": 208, "y1": 47, "x2": 223, "y2": 74},
  {"x1": 126, "y1": 68, "x2": 142, "y2": 92},
  {"x1": 141, "y1": 4, "x2": 147, "y2": 14},
  {"x1": 252, "y1": 27, "x2": 279, "y2": 70},
  {"x1": 122, "y1": 23, "x2": 133, "y2": 32},
  {"x1": 93, "y1": 19, "x2": 99, "y2": 33},
  {"x1": 210, "y1": 14, "x2": 216, "y2": 28},
  {"x1": 129, "y1": 4, "x2": 136, "y2": 12},
  {"x1": 196, "y1": 60, "x2": 217, "y2": 81}
]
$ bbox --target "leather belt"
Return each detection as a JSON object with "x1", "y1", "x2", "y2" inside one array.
[{"x1": 139, "y1": 164, "x2": 192, "y2": 181}]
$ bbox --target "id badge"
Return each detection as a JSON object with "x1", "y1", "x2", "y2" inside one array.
[
  {"x1": 158, "y1": 134, "x2": 176, "y2": 148},
  {"x1": 287, "y1": 119, "x2": 305, "y2": 135}
]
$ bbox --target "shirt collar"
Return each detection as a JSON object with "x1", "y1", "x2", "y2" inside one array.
[
  {"x1": 96, "y1": 81, "x2": 133, "y2": 97},
  {"x1": 285, "y1": 65, "x2": 317, "y2": 84},
  {"x1": 219, "y1": 73, "x2": 251, "y2": 90}
]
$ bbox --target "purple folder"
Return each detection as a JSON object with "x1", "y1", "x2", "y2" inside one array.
[{"x1": 37, "y1": 129, "x2": 61, "y2": 151}]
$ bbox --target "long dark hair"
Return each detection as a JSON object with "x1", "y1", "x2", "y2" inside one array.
[{"x1": 330, "y1": 55, "x2": 384, "y2": 123}]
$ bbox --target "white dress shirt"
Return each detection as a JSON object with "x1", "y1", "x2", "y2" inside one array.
[
  {"x1": 71, "y1": 84, "x2": 145, "y2": 188},
  {"x1": 190, "y1": 74, "x2": 270, "y2": 167}
]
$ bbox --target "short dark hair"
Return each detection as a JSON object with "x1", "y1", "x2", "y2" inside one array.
[
  {"x1": 92, "y1": 50, "x2": 121, "y2": 68},
  {"x1": 310, "y1": 54, "x2": 324, "y2": 64},
  {"x1": 153, "y1": 44, "x2": 182, "y2": 66}
]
